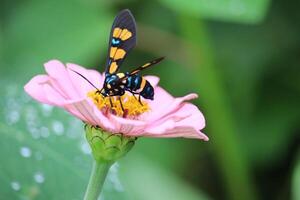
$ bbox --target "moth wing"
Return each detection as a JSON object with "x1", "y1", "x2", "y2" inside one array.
[
  {"x1": 105, "y1": 9, "x2": 137, "y2": 74},
  {"x1": 129, "y1": 57, "x2": 165, "y2": 75}
]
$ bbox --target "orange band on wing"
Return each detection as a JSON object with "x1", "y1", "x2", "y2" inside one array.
[
  {"x1": 120, "y1": 29, "x2": 132, "y2": 41},
  {"x1": 110, "y1": 47, "x2": 126, "y2": 60},
  {"x1": 113, "y1": 28, "x2": 122, "y2": 38},
  {"x1": 116, "y1": 73, "x2": 125, "y2": 78},
  {"x1": 109, "y1": 62, "x2": 118, "y2": 74},
  {"x1": 142, "y1": 62, "x2": 151, "y2": 68},
  {"x1": 114, "y1": 49, "x2": 126, "y2": 60},
  {"x1": 110, "y1": 47, "x2": 117, "y2": 58},
  {"x1": 113, "y1": 28, "x2": 132, "y2": 41}
]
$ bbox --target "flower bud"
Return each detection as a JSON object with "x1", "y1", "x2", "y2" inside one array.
[{"x1": 84, "y1": 124, "x2": 136, "y2": 162}]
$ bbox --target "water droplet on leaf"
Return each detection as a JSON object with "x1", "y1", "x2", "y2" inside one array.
[
  {"x1": 40, "y1": 126, "x2": 50, "y2": 138},
  {"x1": 11, "y1": 181, "x2": 21, "y2": 191},
  {"x1": 6, "y1": 110, "x2": 20, "y2": 125},
  {"x1": 80, "y1": 142, "x2": 91, "y2": 155},
  {"x1": 107, "y1": 163, "x2": 124, "y2": 192},
  {"x1": 40, "y1": 104, "x2": 53, "y2": 117},
  {"x1": 34, "y1": 172, "x2": 45, "y2": 184},
  {"x1": 20, "y1": 146, "x2": 32, "y2": 158},
  {"x1": 52, "y1": 120, "x2": 64, "y2": 135}
]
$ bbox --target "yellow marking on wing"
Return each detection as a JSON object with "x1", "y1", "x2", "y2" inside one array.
[
  {"x1": 116, "y1": 73, "x2": 125, "y2": 78},
  {"x1": 109, "y1": 62, "x2": 118, "y2": 74},
  {"x1": 142, "y1": 63, "x2": 151, "y2": 68},
  {"x1": 110, "y1": 47, "x2": 117, "y2": 58},
  {"x1": 120, "y1": 29, "x2": 132, "y2": 41},
  {"x1": 113, "y1": 28, "x2": 122, "y2": 37},
  {"x1": 114, "y1": 49, "x2": 126, "y2": 60},
  {"x1": 113, "y1": 28, "x2": 132, "y2": 41}
]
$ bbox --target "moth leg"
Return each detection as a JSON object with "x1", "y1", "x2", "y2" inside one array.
[
  {"x1": 131, "y1": 93, "x2": 138, "y2": 100},
  {"x1": 127, "y1": 91, "x2": 138, "y2": 100},
  {"x1": 118, "y1": 96, "x2": 124, "y2": 112},
  {"x1": 138, "y1": 95, "x2": 143, "y2": 106},
  {"x1": 109, "y1": 97, "x2": 114, "y2": 108},
  {"x1": 95, "y1": 88, "x2": 103, "y2": 95}
]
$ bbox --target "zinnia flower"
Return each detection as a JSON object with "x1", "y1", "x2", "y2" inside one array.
[{"x1": 24, "y1": 60, "x2": 208, "y2": 141}]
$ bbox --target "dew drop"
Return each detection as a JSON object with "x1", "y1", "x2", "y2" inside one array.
[
  {"x1": 34, "y1": 172, "x2": 45, "y2": 184},
  {"x1": 6, "y1": 110, "x2": 20, "y2": 125},
  {"x1": 6, "y1": 97, "x2": 21, "y2": 111},
  {"x1": 40, "y1": 126, "x2": 50, "y2": 138},
  {"x1": 25, "y1": 106, "x2": 41, "y2": 136},
  {"x1": 11, "y1": 181, "x2": 21, "y2": 191},
  {"x1": 52, "y1": 120, "x2": 64, "y2": 135},
  {"x1": 107, "y1": 163, "x2": 124, "y2": 192},
  {"x1": 20, "y1": 146, "x2": 32, "y2": 158},
  {"x1": 80, "y1": 142, "x2": 91, "y2": 155},
  {"x1": 25, "y1": 106, "x2": 38, "y2": 122},
  {"x1": 29, "y1": 127, "x2": 41, "y2": 139},
  {"x1": 40, "y1": 104, "x2": 53, "y2": 117}
]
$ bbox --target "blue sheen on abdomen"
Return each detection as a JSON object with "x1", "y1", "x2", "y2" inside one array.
[{"x1": 126, "y1": 75, "x2": 141, "y2": 91}]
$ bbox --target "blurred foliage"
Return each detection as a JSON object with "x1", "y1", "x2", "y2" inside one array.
[
  {"x1": 1, "y1": 0, "x2": 300, "y2": 199},
  {"x1": 293, "y1": 152, "x2": 300, "y2": 200},
  {"x1": 159, "y1": 0, "x2": 270, "y2": 23},
  {"x1": 1, "y1": 0, "x2": 111, "y2": 79}
]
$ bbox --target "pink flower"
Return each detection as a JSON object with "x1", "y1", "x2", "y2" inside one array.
[{"x1": 24, "y1": 60, "x2": 208, "y2": 140}]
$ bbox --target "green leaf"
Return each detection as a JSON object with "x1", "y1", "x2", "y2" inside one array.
[
  {"x1": 0, "y1": 83, "x2": 90, "y2": 199},
  {"x1": 158, "y1": 0, "x2": 271, "y2": 24},
  {"x1": 120, "y1": 153, "x2": 210, "y2": 200},
  {"x1": 292, "y1": 153, "x2": 300, "y2": 200}
]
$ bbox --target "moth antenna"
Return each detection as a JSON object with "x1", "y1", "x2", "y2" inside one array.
[{"x1": 69, "y1": 69, "x2": 101, "y2": 92}]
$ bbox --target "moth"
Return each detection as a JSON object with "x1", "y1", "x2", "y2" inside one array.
[{"x1": 73, "y1": 9, "x2": 164, "y2": 109}]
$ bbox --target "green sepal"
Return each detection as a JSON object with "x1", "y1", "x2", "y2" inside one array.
[{"x1": 84, "y1": 124, "x2": 137, "y2": 162}]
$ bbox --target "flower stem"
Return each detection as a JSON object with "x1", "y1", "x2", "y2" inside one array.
[{"x1": 84, "y1": 161, "x2": 113, "y2": 200}]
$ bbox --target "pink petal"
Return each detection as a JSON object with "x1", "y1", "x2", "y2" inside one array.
[
  {"x1": 144, "y1": 103, "x2": 208, "y2": 140},
  {"x1": 108, "y1": 114, "x2": 147, "y2": 135},
  {"x1": 146, "y1": 127, "x2": 208, "y2": 140},
  {"x1": 66, "y1": 63, "x2": 103, "y2": 97},
  {"x1": 63, "y1": 98, "x2": 115, "y2": 130},
  {"x1": 44, "y1": 60, "x2": 80, "y2": 99},
  {"x1": 43, "y1": 84, "x2": 67, "y2": 106},
  {"x1": 25, "y1": 61, "x2": 109, "y2": 126},
  {"x1": 144, "y1": 86, "x2": 198, "y2": 123},
  {"x1": 24, "y1": 75, "x2": 51, "y2": 104},
  {"x1": 146, "y1": 126, "x2": 208, "y2": 140},
  {"x1": 24, "y1": 73, "x2": 76, "y2": 106},
  {"x1": 144, "y1": 75, "x2": 160, "y2": 88}
]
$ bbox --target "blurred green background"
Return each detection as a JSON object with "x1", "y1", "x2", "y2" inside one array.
[{"x1": 1, "y1": 0, "x2": 300, "y2": 199}]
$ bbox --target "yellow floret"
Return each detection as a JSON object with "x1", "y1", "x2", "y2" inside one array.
[{"x1": 87, "y1": 90, "x2": 150, "y2": 117}]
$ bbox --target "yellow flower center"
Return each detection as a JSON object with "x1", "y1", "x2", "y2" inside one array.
[{"x1": 87, "y1": 90, "x2": 150, "y2": 118}]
